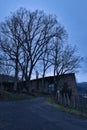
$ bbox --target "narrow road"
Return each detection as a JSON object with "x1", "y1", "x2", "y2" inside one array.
[{"x1": 0, "y1": 97, "x2": 87, "y2": 130}]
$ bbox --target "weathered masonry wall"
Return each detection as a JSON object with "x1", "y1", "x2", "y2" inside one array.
[{"x1": 29, "y1": 73, "x2": 78, "y2": 98}]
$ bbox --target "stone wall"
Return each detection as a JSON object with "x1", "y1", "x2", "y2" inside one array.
[
  {"x1": 29, "y1": 73, "x2": 78, "y2": 106},
  {"x1": 29, "y1": 73, "x2": 78, "y2": 99}
]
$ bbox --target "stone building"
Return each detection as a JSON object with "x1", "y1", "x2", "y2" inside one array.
[
  {"x1": 0, "y1": 73, "x2": 78, "y2": 104},
  {"x1": 29, "y1": 73, "x2": 78, "y2": 98},
  {"x1": 28, "y1": 73, "x2": 78, "y2": 106}
]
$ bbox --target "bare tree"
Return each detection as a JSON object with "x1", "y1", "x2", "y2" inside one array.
[
  {"x1": 0, "y1": 8, "x2": 66, "y2": 92},
  {"x1": 36, "y1": 44, "x2": 52, "y2": 77},
  {"x1": 35, "y1": 44, "x2": 52, "y2": 91},
  {"x1": 0, "y1": 54, "x2": 3, "y2": 74},
  {"x1": 50, "y1": 38, "x2": 81, "y2": 76},
  {"x1": 49, "y1": 38, "x2": 82, "y2": 94},
  {"x1": 58, "y1": 45, "x2": 81, "y2": 74},
  {"x1": 11, "y1": 8, "x2": 66, "y2": 81},
  {"x1": 0, "y1": 13, "x2": 22, "y2": 90},
  {"x1": 0, "y1": 59, "x2": 13, "y2": 75}
]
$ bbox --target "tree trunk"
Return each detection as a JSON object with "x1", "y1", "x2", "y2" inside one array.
[
  {"x1": 25, "y1": 67, "x2": 33, "y2": 93},
  {"x1": 42, "y1": 76, "x2": 45, "y2": 93},
  {"x1": 14, "y1": 58, "x2": 19, "y2": 92},
  {"x1": 54, "y1": 66, "x2": 57, "y2": 97}
]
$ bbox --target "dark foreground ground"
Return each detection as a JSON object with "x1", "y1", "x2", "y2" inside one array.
[{"x1": 0, "y1": 97, "x2": 87, "y2": 130}]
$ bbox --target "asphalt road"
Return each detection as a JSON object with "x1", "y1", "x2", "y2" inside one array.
[{"x1": 0, "y1": 97, "x2": 87, "y2": 130}]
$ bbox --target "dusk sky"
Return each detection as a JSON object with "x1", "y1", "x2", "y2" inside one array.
[{"x1": 0, "y1": 0, "x2": 87, "y2": 82}]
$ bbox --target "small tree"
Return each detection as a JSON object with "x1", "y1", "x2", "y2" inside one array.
[
  {"x1": 49, "y1": 38, "x2": 82, "y2": 94},
  {"x1": 50, "y1": 39, "x2": 81, "y2": 76},
  {"x1": 36, "y1": 44, "x2": 52, "y2": 91}
]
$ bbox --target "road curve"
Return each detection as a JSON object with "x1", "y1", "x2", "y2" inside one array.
[{"x1": 0, "y1": 97, "x2": 87, "y2": 130}]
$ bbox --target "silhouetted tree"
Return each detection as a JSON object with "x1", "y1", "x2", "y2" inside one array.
[
  {"x1": 48, "y1": 38, "x2": 82, "y2": 95},
  {"x1": 16, "y1": 8, "x2": 66, "y2": 81},
  {"x1": 0, "y1": 8, "x2": 66, "y2": 91},
  {"x1": 50, "y1": 38, "x2": 82, "y2": 76},
  {"x1": 36, "y1": 44, "x2": 52, "y2": 91},
  {"x1": 0, "y1": 11, "x2": 22, "y2": 90}
]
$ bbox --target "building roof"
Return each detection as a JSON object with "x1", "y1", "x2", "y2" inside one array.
[
  {"x1": 0, "y1": 74, "x2": 15, "y2": 82},
  {"x1": 31, "y1": 73, "x2": 75, "y2": 82}
]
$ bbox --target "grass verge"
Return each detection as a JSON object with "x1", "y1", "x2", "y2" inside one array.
[
  {"x1": 46, "y1": 97, "x2": 87, "y2": 118},
  {"x1": 0, "y1": 90, "x2": 34, "y2": 101}
]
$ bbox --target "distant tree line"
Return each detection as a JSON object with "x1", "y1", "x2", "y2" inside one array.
[{"x1": 0, "y1": 8, "x2": 81, "y2": 90}]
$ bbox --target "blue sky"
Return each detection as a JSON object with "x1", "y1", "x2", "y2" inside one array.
[{"x1": 0, "y1": 0, "x2": 87, "y2": 82}]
